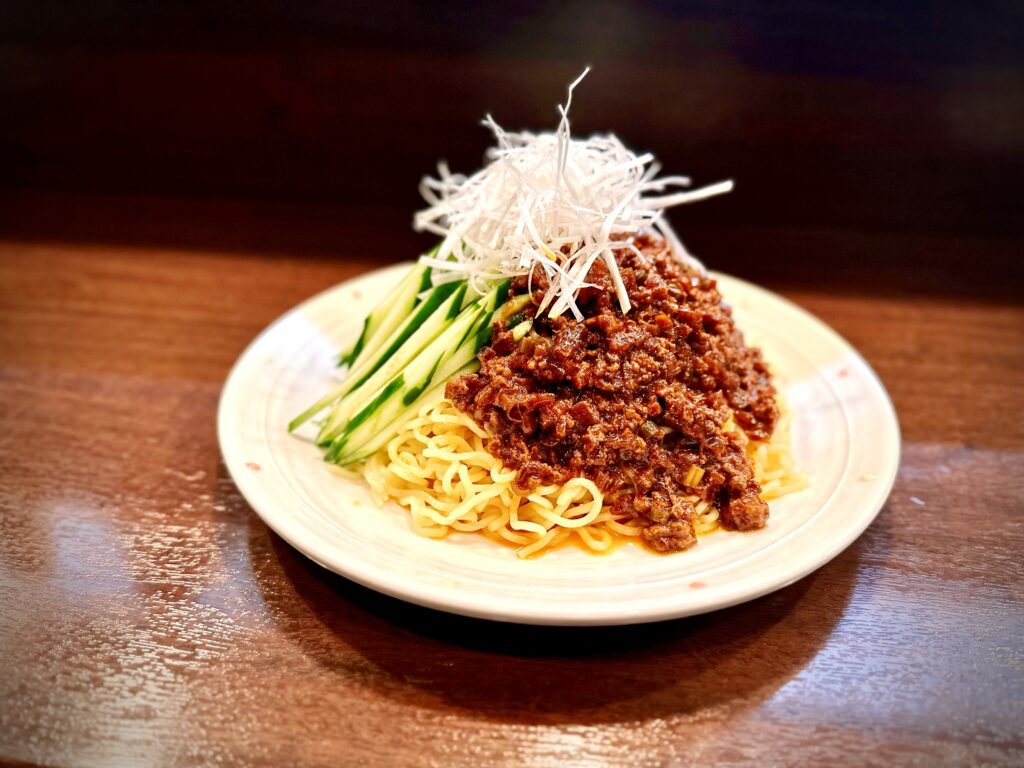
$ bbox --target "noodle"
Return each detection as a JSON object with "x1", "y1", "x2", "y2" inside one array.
[{"x1": 361, "y1": 396, "x2": 807, "y2": 558}]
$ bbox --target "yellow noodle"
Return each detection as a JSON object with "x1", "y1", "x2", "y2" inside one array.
[{"x1": 359, "y1": 395, "x2": 807, "y2": 558}]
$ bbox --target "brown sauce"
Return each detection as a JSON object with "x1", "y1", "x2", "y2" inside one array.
[{"x1": 446, "y1": 233, "x2": 778, "y2": 552}]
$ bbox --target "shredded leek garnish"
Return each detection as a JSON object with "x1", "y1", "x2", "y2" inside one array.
[{"x1": 413, "y1": 68, "x2": 733, "y2": 319}]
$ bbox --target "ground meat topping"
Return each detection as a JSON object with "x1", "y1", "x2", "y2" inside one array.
[{"x1": 445, "y1": 233, "x2": 778, "y2": 551}]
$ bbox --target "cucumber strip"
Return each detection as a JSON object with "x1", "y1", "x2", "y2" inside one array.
[
  {"x1": 345, "y1": 280, "x2": 462, "y2": 392},
  {"x1": 335, "y1": 321, "x2": 534, "y2": 466},
  {"x1": 433, "y1": 303, "x2": 534, "y2": 386},
  {"x1": 441, "y1": 279, "x2": 512, "y2": 352},
  {"x1": 314, "y1": 282, "x2": 471, "y2": 443},
  {"x1": 326, "y1": 282, "x2": 520, "y2": 466},
  {"x1": 510, "y1": 318, "x2": 534, "y2": 340},
  {"x1": 337, "y1": 318, "x2": 369, "y2": 369},
  {"x1": 287, "y1": 276, "x2": 460, "y2": 434},
  {"x1": 338, "y1": 261, "x2": 431, "y2": 368},
  {"x1": 335, "y1": 361, "x2": 480, "y2": 465},
  {"x1": 496, "y1": 293, "x2": 533, "y2": 322},
  {"x1": 319, "y1": 280, "x2": 508, "y2": 443},
  {"x1": 325, "y1": 282, "x2": 507, "y2": 462},
  {"x1": 323, "y1": 302, "x2": 487, "y2": 463}
]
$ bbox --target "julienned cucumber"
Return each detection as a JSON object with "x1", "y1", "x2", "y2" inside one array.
[
  {"x1": 332, "y1": 362, "x2": 478, "y2": 466},
  {"x1": 345, "y1": 279, "x2": 463, "y2": 393},
  {"x1": 315, "y1": 281, "x2": 468, "y2": 443},
  {"x1": 323, "y1": 280, "x2": 514, "y2": 465},
  {"x1": 290, "y1": 254, "x2": 535, "y2": 467},
  {"x1": 337, "y1": 260, "x2": 431, "y2": 368},
  {"x1": 288, "y1": 276, "x2": 464, "y2": 434},
  {"x1": 328, "y1": 305, "x2": 535, "y2": 467}
]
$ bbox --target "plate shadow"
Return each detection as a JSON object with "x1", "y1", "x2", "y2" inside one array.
[{"x1": 244, "y1": 510, "x2": 864, "y2": 726}]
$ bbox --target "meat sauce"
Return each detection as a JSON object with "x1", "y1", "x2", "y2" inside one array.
[{"x1": 445, "y1": 234, "x2": 778, "y2": 552}]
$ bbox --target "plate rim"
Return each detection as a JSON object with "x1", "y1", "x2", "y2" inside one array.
[{"x1": 218, "y1": 266, "x2": 900, "y2": 625}]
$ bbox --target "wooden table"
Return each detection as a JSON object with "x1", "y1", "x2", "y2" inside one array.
[
  {"x1": 3, "y1": 0, "x2": 1022, "y2": 761},
  {"x1": 1, "y1": 198, "x2": 1021, "y2": 766}
]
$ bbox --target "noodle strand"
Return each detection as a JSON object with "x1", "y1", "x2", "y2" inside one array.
[{"x1": 359, "y1": 396, "x2": 807, "y2": 558}]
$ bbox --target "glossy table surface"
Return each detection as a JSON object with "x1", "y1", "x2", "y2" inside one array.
[{"x1": 1, "y1": 201, "x2": 1021, "y2": 766}]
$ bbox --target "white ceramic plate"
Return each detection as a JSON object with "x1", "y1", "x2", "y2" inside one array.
[{"x1": 218, "y1": 264, "x2": 899, "y2": 625}]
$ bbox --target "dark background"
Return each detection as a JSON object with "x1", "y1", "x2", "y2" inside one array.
[{"x1": 1, "y1": 1, "x2": 1021, "y2": 296}]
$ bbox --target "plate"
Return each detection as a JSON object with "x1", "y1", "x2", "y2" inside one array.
[{"x1": 218, "y1": 264, "x2": 900, "y2": 625}]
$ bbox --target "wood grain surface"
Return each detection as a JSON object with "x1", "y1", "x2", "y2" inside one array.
[
  {"x1": 1, "y1": 220, "x2": 1022, "y2": 767},
  {"x1": 2, "y1": 3, "x2": 1023, "y2": 765}
]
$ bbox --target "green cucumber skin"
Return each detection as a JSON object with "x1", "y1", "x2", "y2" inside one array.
[
  {"x1": 342, "y1": 265, "x2": 442, "y2": 388},
  {"x1": 316, "y1": 283, "x2": 470, "y2": 445},
  {"x1": 446, "y1": 294, "x2": 465, "y2": 321},
  {"x1": 365, "y1": 319, "x2": 531, "y2": 461},
  {"x1": 326, "y1": 302, "x2": 486, "y2": 462},
  {"x1": 338, "y1": 316, "x2": 371, "y2": 367},
  {"x1": 493, "y1": 279, "x2": 511, "y2": 310},
  {"x1": 291, "y1": 263, "x2": 430, "y2": 432},
  {"x1": 402, "y1": 357, "x2": 444, "y2": 407},
  {"x1": 302, "y1": 264, "x2": 536, "y2": 467},
  {"x1": 339, "y1": 262, "x2": 428, "y2": 367},
  {"x1": 347, "y1": 280, "x2": 462, "y2": 392},
  {"x1": 328, "y1": 281, "x2": 519, "y2": 466},
  {"x1": 418, "y1": 265, "x2": 435, "y2": 293},
  {"x1": 450, "y1": 278, "x2": 511, "y2": 349},
  {"x1": 336, "y1": 360, "x2": 480, "y2": 466},
  {"x1": 323, "y1": 375, "x2": 405, "y2": 463},
  {"x1": 345, "y1": 374, "x2": 406, "y2": 434}
]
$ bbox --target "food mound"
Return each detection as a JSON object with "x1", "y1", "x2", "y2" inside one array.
[
  {"x1": 447, "y1": 233, "x2": 778, "y2": 553},
  {"x1": 292, "y1": 70, "x2": 807, "y2": 557}
]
